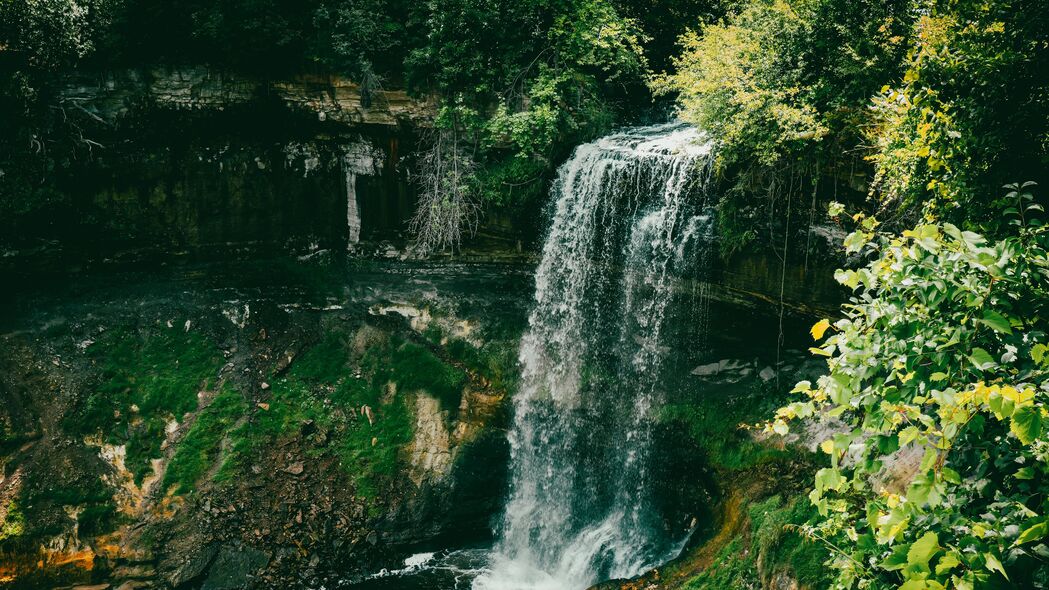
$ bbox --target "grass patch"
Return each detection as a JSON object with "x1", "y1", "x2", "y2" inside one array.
[
  {"x1": 0, "y1": 502, "x2": 25, "y2": 542},
  {"x1": 72, "y1": 325, "x2": 222, "y2": 483},
  {"x1": 224, "y1": 330, "x2": 424, "y2": 499},
  {"x1": 163, "y1": 385, "x2": 247, "y2": 494},
  {"x1": 682, "y1": 495, "x2": 829, "y2": 590}
]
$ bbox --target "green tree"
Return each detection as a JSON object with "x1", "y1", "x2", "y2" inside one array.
[{"x1": 867, "y1": 0, "x2": 1049, "y2": 226}]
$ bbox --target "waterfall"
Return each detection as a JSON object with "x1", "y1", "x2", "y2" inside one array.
[{"x1": 475, "y1": 123, "x2": 715, "y2": 590}]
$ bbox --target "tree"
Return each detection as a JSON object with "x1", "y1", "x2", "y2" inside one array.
[{"x1": 408, "y1": 108, "x2": 482, "y2": 255}]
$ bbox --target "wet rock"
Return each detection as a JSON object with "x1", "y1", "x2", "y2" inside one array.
[
  {"x1": 169, "y1": 545, "x2": 219, "y2": 588},
  {"x1": 112, "y1": 564, "x2": 155, "y2": 580},
  {"x1": 408, "y1": 394, "x2": 452, "y2": 485},
  {"x1": 200, "y1": 545, "x2": 270, "y2": 590},
  {"x1": 690, "y1": 362, "x2": 720, "y2": 376},
  {"x1": 718, "y1": 359, "x2": 748, "y2": 372},
  {"x1": 759, "y1": 366, "x2": 777, "y2": 382},
  {"x1": 283, "y1": 462, "x2": 304, "y2": 476}
]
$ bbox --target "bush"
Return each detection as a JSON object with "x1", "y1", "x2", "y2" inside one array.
[{"x1": 770, "y1": 195, "x2": 1049, "y2": 588}]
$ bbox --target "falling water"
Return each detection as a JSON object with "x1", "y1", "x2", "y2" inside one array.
[{"x1": 474, "y1": 123, "x2": 715, "y2": 590}]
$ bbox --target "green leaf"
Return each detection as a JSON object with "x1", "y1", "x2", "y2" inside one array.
[
  {"x1": 935, "y1": 552, "x2": 961, "y2": 575},
  {"x1": 907, "y1": 531, "x2": 941, "y2": 568},
  {"x1": 978, "y1": 310, "x2": 1013, "y2": 334},
  {"x1": 1011, "y1": 406, "x2": 1042, "y2": 445},
  {"x1": 969, "y1": 348, "x2": 996, "y2": 371},
  {"x1": 844, "y1": 230, "x2": 870, "y2": 253},
  {"x1": 1015, "y1": 466, "x2": 1036, "y2": 480},
  {"x1": 1033, "y1": 343, "x2": 1048, "y2": 365},
  {"x1": 815, "y1": 467, "x2": 844, "y2": 493},
  {"x1": 791, "y1": 380, "x2": 812, "y2": 393},
  {"x1": 1016, "y1": 519, "x2": 1049, "y2": 546},
  {"x1": 984, "y1": 552, "x2": 1008, "y2": 580},
  {"x1": 900, "y1": 580, "x2": 945, "y2": 590}
]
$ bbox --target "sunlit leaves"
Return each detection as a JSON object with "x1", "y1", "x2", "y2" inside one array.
[{"x1": 770, "y1": 210, "x2": 1049, "y2": 589}]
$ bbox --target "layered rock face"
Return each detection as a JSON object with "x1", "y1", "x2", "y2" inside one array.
[
  {"x1": 5, "y1": 68, "x2": 442, "y2": 265},
  {"x1": 58, "y1": 67, "x2": 437, "y2": 128},
  {"x1": 0, "y1": 261, "x2": 529, "y2": 589}
]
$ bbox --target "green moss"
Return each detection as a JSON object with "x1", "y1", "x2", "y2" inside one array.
[
  {"x1": 163, "y1": 386, "x2": 247, "y2": 494},
  {"x1": 682, "y1": 494, "x2": 829, "y2": 590},
  {"x1": 0, "y1": 502, "x2": 25, "y2": 542},
  {"x1": 661, "y1": 402, "x2": 789, "y2": 471},
  {"x1": 390, "y1": 341, "x2": 466, "y2": 411},
  {"x1": 287, "y1": 332, "x2": 350, "y2": 383},
  {"x1": 72, "y1": 325, "x2": 222, "y2": 483},
  {"x1": 445, "y1": 337, "x2": 519, "y2": 393},
  {"x1": 749, "y1": 495, "x2": 830, "y2": 588},
  {"x1": 223, "y1": 331, "x2": 422, "y2": 499},
  {"x1": 661, "y1": 376, "x2": 794, "y2": 471}
]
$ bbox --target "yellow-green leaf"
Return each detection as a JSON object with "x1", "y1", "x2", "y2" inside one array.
[
  {"x1": 810, "y1": 319, "x2": 831, "y2": 340},
  {"x1": 1011, "y1": 406, "x2": 1042, "y2": 445},
  {"x1": 985, "y1": 552, "x2": 1008, "y2": 580},
  {"x1": 1015, "y1": 520, "x2": 1049, "y2": 546}
]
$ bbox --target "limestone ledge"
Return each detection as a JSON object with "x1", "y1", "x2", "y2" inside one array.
[{"x1": 58, "y1": 67, "x2": 437, "y2": 127}]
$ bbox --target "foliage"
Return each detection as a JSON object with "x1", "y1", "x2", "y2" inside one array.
[
  {"x1": 656, "y1": 0, "x2": 913, "y2": 256},
  {"x1": 0, "y1": 0, "x2": 120, "y2": 69},
  {"x1": 658, "y1": 0, "x2": 913, "y2": 171},
  {"x1": 407, "y1": 0, "x2": 650, "y2": 250},
  {"x1": 770, "y1": 196, "x2": 1049, "y2": 589},
  {"x1": 867, "y1": 0, "x2": 1049, "y2": 223}
]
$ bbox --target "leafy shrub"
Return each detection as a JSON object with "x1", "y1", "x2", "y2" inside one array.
[{"x1": 770, "y1": 197, "x2": 1049, "y2": 588}]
